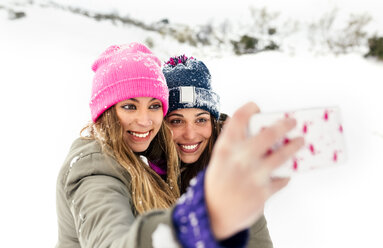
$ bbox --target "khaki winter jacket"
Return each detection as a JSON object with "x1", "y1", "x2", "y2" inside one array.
[{"x1": 56, "y1": 137, "x2": 273, "y2": 248}]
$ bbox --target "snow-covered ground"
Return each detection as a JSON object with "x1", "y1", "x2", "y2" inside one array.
[{"x1": 1, "y1": 1, "x2": 382, "y2": 247}]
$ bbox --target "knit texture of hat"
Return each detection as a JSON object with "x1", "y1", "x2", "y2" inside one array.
[
  {"x1": 90, "y1": 42, "x2": 169, "y2": 122},
  {"x1": 163, "y1": 55, "x2": 220, "y2": 119}
]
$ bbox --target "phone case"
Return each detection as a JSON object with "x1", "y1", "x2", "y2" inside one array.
[{"x1": 248, "y1": 106, "x2": 347, "y2": 177}]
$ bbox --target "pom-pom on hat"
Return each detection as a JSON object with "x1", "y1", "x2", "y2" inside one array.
[
  {"x1": 163, "y1": 55, "x2": 220, "y2": 119},
  {"x1": 90, "y1": 42, "x2": 169, "y2": 122}
]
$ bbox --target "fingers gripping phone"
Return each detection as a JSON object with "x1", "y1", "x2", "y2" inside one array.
[{"x1": 248, "y1": 106, "x2": 347, "y2": 177}]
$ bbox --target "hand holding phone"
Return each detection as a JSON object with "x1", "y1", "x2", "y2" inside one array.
[{"x1": 249, "y1": 106, "x2": 347, "y2": 177}]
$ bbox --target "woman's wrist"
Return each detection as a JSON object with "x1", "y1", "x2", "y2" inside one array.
[
  {"x1": 172, "y1": 169, "x2": 248, "y2": 248},
  {"x1": 172, "y1": 170, "x2": 219, "y2": 247}
]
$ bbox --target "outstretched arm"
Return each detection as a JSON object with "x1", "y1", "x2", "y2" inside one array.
[{"x1": 205, "y1": 102, "x2": 304, "y2": 240}]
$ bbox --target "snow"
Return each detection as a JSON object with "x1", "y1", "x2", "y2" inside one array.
[{"x1": 1, "y1": 1, "x2": 382, "y2": 247}]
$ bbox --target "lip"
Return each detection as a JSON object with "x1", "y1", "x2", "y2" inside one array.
[
  {"x1": 178, "y1": 142, "x2": 201, "y2": 153},
  {"x1": 128, "y1": 130, "x2": 152, "y2": 142}
]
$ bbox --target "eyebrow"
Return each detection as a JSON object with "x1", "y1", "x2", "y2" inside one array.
[
  {"x1": 128, "y1": 98, "x2": 158, "y2": 103},
  {"x1": 196, "y1": 111, "x2": 210, "y2": 117},
  {"x1": 167, "y1": 111, "x2": 210, "y2": 118},
  {"x1": 167, "y1": 113, "x2": 183, "y2": 118}
]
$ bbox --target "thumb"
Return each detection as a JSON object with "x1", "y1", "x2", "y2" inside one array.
[{"x1": 269, "y1": 177, "x2": 290, "y2": 196}]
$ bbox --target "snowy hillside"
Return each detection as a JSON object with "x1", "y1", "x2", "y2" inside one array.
[{"x1": 1, "y1": 1, "x2": 383, "y2": 247}]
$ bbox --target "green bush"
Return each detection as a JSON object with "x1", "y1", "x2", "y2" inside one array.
[
  {"x1": 264, "y1": 41, "x2": 279, "y2": 51},
  {"x1": 231, "y1": 35, "x2": 279, "y2": 55},
  {"x1": 231, "y1": 35, "x2": 258, "y2": 55},
  {"x1": 365, "y1": 36, "x2": 383, "y2": 60},
  {"x1": 2, "y1": 7, "x2": 26, "y2": 20},
  {"x1": 268, "y1": 28, "x2": 277, "y2": 35},
  {"x1": 145, "y1": 37, "x2": 154, "y2": 48}
]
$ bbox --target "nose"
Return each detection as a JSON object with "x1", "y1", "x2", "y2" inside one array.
[
  {"x1": 182, "y1": 123, "x2": 196, "y2": 140},
  {"x1": 136, "y1": 110, "x2": 153, "y2": 127}
]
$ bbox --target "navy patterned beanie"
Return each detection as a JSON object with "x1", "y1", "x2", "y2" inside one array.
[{"x1": 163, "y1": 55, "x2": 220, "y2": 119}]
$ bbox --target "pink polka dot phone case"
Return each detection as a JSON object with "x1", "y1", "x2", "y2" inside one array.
[{"x1": 249, "y1": 106, "x2": 347, "y2": 177}]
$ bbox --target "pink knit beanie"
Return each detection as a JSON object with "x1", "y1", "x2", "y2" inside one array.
[{"x1": 90, "y1": 42, "x2": 169, "y2": 122}]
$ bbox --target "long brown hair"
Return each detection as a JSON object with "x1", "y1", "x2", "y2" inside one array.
[
  {"x1": 179, "y1": 114, "x2": 227, "y2": 193},
  {"x1": 81, "y1": 106, "x2": 180, "y2": 214}
]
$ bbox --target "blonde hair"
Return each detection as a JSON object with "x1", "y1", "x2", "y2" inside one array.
[{"x1": 81, "y1": 106, "x2": 180, "y2": 214}]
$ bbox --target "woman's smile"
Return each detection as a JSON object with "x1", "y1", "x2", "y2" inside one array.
[
  {"x1": 178, "y1": 142, "x2": 201, "y2": 153},
  {"x1": 128, "y1": 130, "x2": 151, "y2": 141}
]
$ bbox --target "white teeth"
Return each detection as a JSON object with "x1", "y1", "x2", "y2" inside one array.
[
  {"x1": 181, "y1": 144, "x2": 198, "y2": 150},
  {"x1": 130, "y1": 131, "x2": 150, "y2": 138}
]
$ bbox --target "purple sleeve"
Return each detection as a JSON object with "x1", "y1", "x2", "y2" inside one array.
[{"x1": 172, "y1": 169, "x2": 249, "y2": 248}]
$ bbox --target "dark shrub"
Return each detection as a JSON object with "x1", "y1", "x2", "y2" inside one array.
[
  {"x1": 265, "y1": 41, "x2": 279, "y2": 51},
  {"x1": 8, "y1": 10, "x2": 26, "y2": 20},
  {"x1": 365, "y1": 36, "x2": 383, "y2": 60},
  {"x1": 231, "y1": 35, "x2": 258, "y2": 55}
]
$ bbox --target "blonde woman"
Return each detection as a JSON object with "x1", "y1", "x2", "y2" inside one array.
[{"x1": 56, "y1": 43, "x2": 304, "y2": 248}]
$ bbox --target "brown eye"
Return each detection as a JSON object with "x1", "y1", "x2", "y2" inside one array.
[
  {"x1": 122, "y1": 104, "x2": 136, "y2": 110},
  {"x1": 169, "y1": 119, "x2": 182, "y2": 125},
  {"x1": 196, "y1": 118, "x2": 208, "y2": 123},
  {"x1": 149, "y1": 103, "x2": 162, "y2": 110}
]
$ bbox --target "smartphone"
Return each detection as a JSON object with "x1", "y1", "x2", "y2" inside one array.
[{"x1": 248, "y1": 106, "x2": 347, "y2": 177}]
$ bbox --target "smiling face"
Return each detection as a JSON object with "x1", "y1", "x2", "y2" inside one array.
[
  {"x1": 115, "y1": 97, "x2": 163, "y2": 153},
  {"x1": 166, "y1": 108, "x2": 212, "y2": 164}
]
